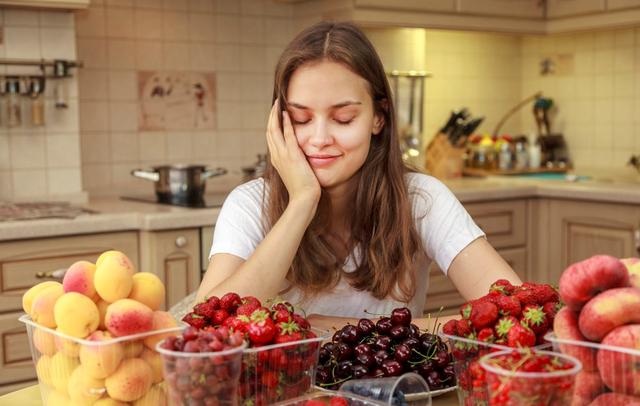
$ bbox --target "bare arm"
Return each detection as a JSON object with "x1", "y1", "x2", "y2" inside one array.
[{"x1": 447, "y1": 237, "x2": 522, "y2": 301}]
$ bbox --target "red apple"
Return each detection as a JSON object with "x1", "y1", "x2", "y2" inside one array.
[
  {"x1": 553, "y1": 307, "x2": 598, "y2": 371},
  {"x1": 597, "y1": 324, "x2": 640, "y2": 396}
]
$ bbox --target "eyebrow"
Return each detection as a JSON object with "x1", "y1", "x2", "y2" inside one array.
[{"x1": 287, "y1": 101, "x2": 363, "y2": 110}]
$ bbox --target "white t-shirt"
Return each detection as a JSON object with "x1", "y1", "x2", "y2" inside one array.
[{"x1": 209, "y1": 173, "x2": 484, "y2": 318}]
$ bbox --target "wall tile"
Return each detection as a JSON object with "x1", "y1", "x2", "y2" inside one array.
[
  {"x1": 163, "y1": 11, "x2": 190, "y2": 41},
  {"x1": 189, "y1": 0, "x2": 215, "y2": 12},
  {"x1": 613, "y1": 47, "x2": 635, "y2": 72},
  {"x1": 106, "y1": 0, "x2": 133, "y2": 6},
  {"x1": 189, "y1": 43, "x2": 216, "y2": 71},
  {"x1": 240, "y1": 45, "x2": 265, "y2": 72},
  {"x1": 108, "y1": 71, "x2": 137, "y2": 101},
  {"x1": 216, "y1": 44, "x2": 241, "y2": 72},
  {"x1": 79, "y1": 69, "x2": 109, "y2": 100},
  {"x1": 264, "y1": 17, "x2": 291, "y2": 45},
  {"x1": 191, "y1": 132, "x2": 217, "y2": 159},
  {"x1": 164, "y1": 0, "x2": 189, "y2": 11},
  {"x1": 41, "y1": 28, "x2": 76, "y2": 59},
  {"x1": 216, "y1": 14, "x2": 240, "y2": 43},
  {"x1": 82, "y1": 163, "x2": 112, "y2": 191},
  {"x1": 138, "y1": 132, "x2": 167, "y2": 161},
  {"x1": 80, "y1": 101, "x2": 110, "y2": 132},
  {"x1": 48, "y1": 168, "x2": 82, "y2": 194},
  {"x1": 39, "y1": 11, "x2": 75, "y2": 27},
  {"x1": 216, "y1": 0, "x2": 240, "y2": 14},
  {"x1": 10, "y1": 135, "x2": 46, "y2": 169},
  {"x1": 110, "y1": 132, "x2": 139, "y2": 162},
  {"x1": 77, "y1": 38, "x2": 108, "y2": 68},
  {"x1": 106, "y1": 7, "x2": 135, "y2": 38},
  {"x1": 188, "y1": 13, "x2": 215, "y2": 42},
  {"x1": 135, "y1": 40, "x2": 164, "y2": 70},
  {"x1": 0, "y1": 135, "x2": 10, "y2": 170},
  {"x1": 134, "y1": 9, "x2": 163, "y2": 39},
  {"x1": 45, "y1": 100, "x2": 80, "y2": 134},
  {"x1": 4, "y1": 9, "x2": 39, "y2": 26},
  {"x1": 240, "y1": 16, "x2": 264, "y2": 45},
  {"x1": 0, "y1": 171, "x2": 12, "y2": 199},
  {"x1": 166, "y1": 132, "x2": 192, "y2": 161},
  {"x1": 81, "y1": 132, "x2": 111, "y2": 163},
  {"x1": 46, "y1": 135, "x2": 81, "y2": 168},
  {"x1": 75, "y1": 6, "x2": 106, "y2": 38},
  {"x1": 109, "y1": 102, "x2": 138, "y2": 132},
  {"x1": 135, "y1": 0, "x2": 163, "y2": 9},
  {"x1": 108, "y1": 39, "x2": 137, "y2": 69},
  {"x1": 4, "y1": 27, "x2": 40, "y2": 59},
  {"x1": 163, "y1": 41, "x2": 190, "y2": 70},
  {"x1": 241, "y1": 0, "x2": 264, "y2": 16},
  {"x1": 12, "y1": 169, "x2": 47, "y2": 199}
]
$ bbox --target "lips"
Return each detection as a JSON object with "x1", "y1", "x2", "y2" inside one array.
[{"x1": 306, "y1": 154, "x2": 340, "y2": 168}]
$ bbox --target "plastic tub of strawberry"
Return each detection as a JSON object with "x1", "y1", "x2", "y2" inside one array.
[
  {"x1": 479, "y1": 349, "x2": 581, "y2": 405},
  {"x1": 183, "y1": 293, "x2": 327, "y2": 405},
  {"x1": 439, "y1": 279, "x2": 559, "y2": 406},
  {"x1": 156, "y1": 325, "x2": 247, "y2": 405},
  {"x1": 274, "y1": 391, "x2": 387, "y2": 405}
]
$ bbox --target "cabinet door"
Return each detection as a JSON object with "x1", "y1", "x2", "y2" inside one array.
[
  {"x1": 0, "y1": 232, "x2": 138, "y2": 313},
  {"x1": 464, "y1": 199, "x2": 527, "y2": 249},
  {"x1": 140, "y1": 229, "x2": 200, "y2": 309},
  {"x1": 547, "y1": 200, "x2": 640, "y2": 283},
  {"x1": 459, "y1": 0, "x2": 544, "y2": 18},
  {"x1": 0, "y1": 312, "x2": 36, "y2": 386},
  {"x1": 200, "y1": 226, "x2": 214, "y2": 275}
]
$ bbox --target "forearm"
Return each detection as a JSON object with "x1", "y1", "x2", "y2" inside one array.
[{"x1": 202, "y1": 197, "x2": 317, "y2": 302}]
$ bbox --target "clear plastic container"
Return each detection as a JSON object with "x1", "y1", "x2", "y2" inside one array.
[
  {"x1": 546, "y1": 332, "x2": 640, "y2": 405},
  {"x1": 479, "y1": 349, "x2": 581, "y2": 405},
  {"x1": 440, "y1": 333, "x2": 551, "y2": 406},
  {"x1": 274, "y1": 391, "x2": 387, "y2": 405},
  {"x1": 156, "y1": 338, "x2": 247, "y2": 405},
  {"x1": 239, "y1": 330, "x2": 327, "y2": 405},
  {"x1": 339, "y1": 372, "x2": 432, "y2": 406},
  {"x1": 20, "y1": 314, "x2": 182, "y2": 405}
]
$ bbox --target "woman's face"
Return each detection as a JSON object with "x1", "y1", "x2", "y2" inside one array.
[{"x1": 286, "y1": 60, "x2": 384, "y2": 190}]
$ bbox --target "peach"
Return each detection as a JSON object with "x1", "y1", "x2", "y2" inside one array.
[
  {"x1": 94, "y1": 251, "x2": 135, "y2": 303},
  {"x1": 570, "y1": 371, "x2": 603, "y2": 406},
  {"x1": 559, "y1": 255, "x2": 629, "y2": 311},
  {"x1": 54, "y1": 292, "x2": 100, "y2": 338},
  {"x1": 62, "y1": 261, "x2": 99, "y2": 301},
  {"x1": 578, "y1": 287, "x2": 640, "y2": 342},
  {"x1": 54, "y1": 331, "x2": 80, "y2": 357},
  {"x1": 36, "y1": 355, "x2": 54, "y2": 387},
  {"x1": 33, "y1": 328, "x2": 57, "y2": 356},
  {"x1": 31, "y1": 284, "x2": 64, "y2": 328},
  {"x1": 133, "y1": 383, "x2": 166, "y2": 406},
  {"x1": 93, "y1": 398, "x2": 129, "y2": 406},
  {"x1": 128, "y1": 272, "x2": 165, "y2": 311},
  {"x1": 123, "y1": 339, "x2": 144, "y2": 358},
  {"x1": 140, "y1": 348, "x2": 163, "y2": 384},
  {"x1": 46, "y1": 391, "x2": 70, "y2": 406},
  {"x1": 589, "y1": 393, "x2": 640, "y2": 406},
  {"x1": 50, "y1": 351, "x2": 79, "y2": 393},
  {"x1": 105, "y1": 299, "x2": 153, "y2": 337},
  {"x1": 67, "y1": 364, "x2": 106, "y2": 404},
  {"x1": 621, "y1": 257, "x2": 640, "y2": 289},
  {"x1": 553, "y1": 307, "x2": 598, "y2": 371},
  {"x1": 105, "y1": 358, "x2": 153, "y2": 402},
  {"x1": 22, "y1": 281, "x2": 61, "y2": 314},
  {"x1": 97, "y1": 299, "x2": 110, "y2": 330},
  {"x1": 79, "y1": 330, "x2": 124, "y2": 379},
  {"x1": 143, "y1": 311, "x2": 178, "y2": 350},
  {"x1": 597, "y1": 324, "x2": 640, "y2": 396}
]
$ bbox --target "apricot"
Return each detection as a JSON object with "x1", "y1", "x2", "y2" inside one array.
[
  {"x1": 140, "y1": 348, "x2": 163, "y2": 384},
  {"x1": 105, "y1": 358, "x2": 153, "y2": 402},
  {"x1": 553, "y1": 307, "x2": 598, "y2": 371},
  {"x1": 36, "y1": 355, "x2": 54, "y2": 387},
  {"x1": 94, "y1": 251, "x2": 135, "y2": 302},
  {"x1": 122, "y1": 339, "x2": 144, "y2": 358},
  {"x1": 22, "y1": 281, "x2": 60, "y2": 314},
  {"x1": 33, "y1": 328, "x2": 56, "y2": 356},
  {"x1": 46, "y1": 390, "x2": 70, "y2": 406},
  {"x1": 105, "y1": 299, "x2": 153, "y2": 337},
  {"x1": 143, "y1": 311, "x2": 178, "y2": 350},
  {"x1": 31, "y1": 284, "x2": 64, "y2": 328},
  {"x1": 621, "y1": 257, "x2": 640, "y2": 289},
  {"x1": 97, "y1": 299, "x2": 110, "y2": 330},
  {"x1": 79, "y1": 330, "x2": 124, "y2": 379},
  {"x1": 128, "y1": 272, "x2": 165, "y2": 311},
  {"x1": 54, "y1": 292, "x2": 100, "y2": 338},
  {"x1": 50, "y1": 351, "x2": 79, "y2": 393},
  {"x1": 67, "y1": 364, "x2": 106, "y2": 404},
  {"x1": 93, "y1": 398, "x2": 128, "y2": 406},
  {"x1": 559, "y1": 255, "x2": 629, "y2": 311},
  {"x1": 62, "y1": 261, "x2": 99, "y2": 301},
  {"x1": 133, "y1": 383, "x2": 166, "y2": 406},
  {"x1": 54, "y1": 331, "x2": 80, "y2": 357},
  {"x1": 578, "y1": 287, "x2": 640, "y2": 342}
]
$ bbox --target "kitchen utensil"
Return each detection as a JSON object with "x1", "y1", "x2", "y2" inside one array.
[
  {"x1": 131, "y1": 164, "x2": 227, "y2": 206},
  {"x1": 29, "y1": 76, "x2": 45, "y2": 126},
  {"x1": 533, "y1": 97, "x2": 553, "y2": 136},
  {"x1": 6, "y1": 77, "x2": 21, "y2": 128},
  {"x1": 53, "y1": 60, "x2": 69, "y2": 109}
]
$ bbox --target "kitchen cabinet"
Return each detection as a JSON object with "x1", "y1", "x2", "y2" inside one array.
[
  {"x1": 140, "y1": 229, "x2": 201, "y2": 310},
  {"x1": 0, "y1": 0, "x2": 89, "y2": 9},
  {"x1": 0, "y1": 231, "x2": 138, "y2": 395},
  {"x1": 543, "y1": 199, "x2": 640, "y2": 285},
  {"x1": 424, "y1": 199, "x2": 529, "y2": 316},
  {"x1": 200, "y1": 226, "x2": 214, "y2": 277}
]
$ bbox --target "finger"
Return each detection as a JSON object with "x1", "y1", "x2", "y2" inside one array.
[{"x1": 281, "y1": 110, "x2": 297, "y2": 148}]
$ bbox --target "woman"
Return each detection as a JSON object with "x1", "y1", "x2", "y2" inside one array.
[{"x1": 197, "y1": 21, "x2": 521, "y2": 331}]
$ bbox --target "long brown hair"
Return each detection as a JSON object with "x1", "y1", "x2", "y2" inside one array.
[{"x1": 263, "y1": 21, "x2": 422, "y2": 303}]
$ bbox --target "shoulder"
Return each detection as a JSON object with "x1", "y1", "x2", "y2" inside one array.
[
  {"x1": 404, "y1": 172, "x2": 454, "y2": 205},
  {"x1": 226, "y1": 178, "x2": 266, "y2": 204}
]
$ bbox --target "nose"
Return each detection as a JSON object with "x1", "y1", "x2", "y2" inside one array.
[{"x1": 307, "y1": 118, "x2": 334, "y2": 148}]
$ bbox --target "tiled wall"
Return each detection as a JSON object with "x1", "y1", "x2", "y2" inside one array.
[
  {"x1": 0, "y1": 9, "x2": 83, "y2": 201},
  {"x1": 520, "y1": 28, "x2": 640, "y2": 171},
  {"x1": 76, "y1": 0, "x2": 293, "y2": 196}
]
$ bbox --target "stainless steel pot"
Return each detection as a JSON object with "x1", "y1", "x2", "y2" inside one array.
[{"x1": 131, "y1": 164, "x2": 227, "y2": 205}]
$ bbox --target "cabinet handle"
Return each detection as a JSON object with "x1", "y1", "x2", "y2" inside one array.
[
  {"x1": 36, "y1": 268, "x2": 67, "y2": 280},
  {"x1": 635, "y1": 228, "x2": 640, "y2": 256},
  {"x1": 175, "y1": 236, "x2": 188, "y2": 248}
]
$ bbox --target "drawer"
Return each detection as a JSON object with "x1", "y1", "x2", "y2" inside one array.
[
  {"x1": 0, "y1": 312, "x2": 36, "y2": 385},
  {"x1": 464, "y1": 199, "x2": 527, "y2": 249},
  {"x1": 0, "y1": 232, "x2": 138, "y2": 313}
]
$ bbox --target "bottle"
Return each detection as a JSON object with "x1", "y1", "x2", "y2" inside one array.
[
  {"x1": 528, "y1": 135, "x2": 541, "y2": 169},
  {"x1": 498, "y1": 142, "x2": 512, "y2": 171},
  {"x1": 514, "y1": 136, "x2": 529, "y2": 170},
  {"x1": 6, "y1": 78, "x2": 21, "y2": 128},
  {"x1": 30, "y1": 77, "x2": 45, "y2": 127}
]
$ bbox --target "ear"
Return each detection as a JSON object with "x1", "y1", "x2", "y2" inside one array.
[{"x1": 372, "y1": 112, "x2": 385, "y2": 135}]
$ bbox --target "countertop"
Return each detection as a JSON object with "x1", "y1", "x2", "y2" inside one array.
[
  {"x1": 0, "y1": 384, "x2": 459, "y2": 405},
  {"x1": 1, "y1": 176, "x2": 639, "y2": 242}
]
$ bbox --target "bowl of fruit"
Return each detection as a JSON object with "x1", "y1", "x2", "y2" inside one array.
[
  {"x1": 182, "y1": 292, "x2": 326, "y2": 404},
  {"x1": 479, "y1": 349, "x2": 582, "y2": 405},
  {"x1": 157, "y1": 326, "x2": 247, "y2": 405},
  {"x1": 275, "y1": 391, "x2": 386, "y2": 405},
  {"x1": 439, "y1": 279, "x2": 559, "y2": 405},
  {"x1": 314, "y1": 307, "x2": 455, "y2": 401}
]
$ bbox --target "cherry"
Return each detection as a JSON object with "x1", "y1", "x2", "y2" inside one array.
[
  {"x1": 334, "y1": 342, "x2": 353, "y2": 362},
  {"x1": 356, "y1": 353, "x2": 375, "y2": 369},
  {"x1": 340, "y1": 325, "x2": 360, "y2": 344},
  {"x1": 352, "y1": 364, "x2": 368, "y2": 379},
  {"x1": 390, "y1": 307, "x2": 412, "y2": 326},
  {"x1": 401, "y1": 337, "x2": 419, "y2": 350},
  {"x1": 373, "y1": 350, "x2": 390, "y2": 366},
  {"x1": 373, "y1": 335, "x2": 392, "y2": 351},
  {"x1": 376, "y1": 317, "x2": 393, "y2": 335},
  {"x1": 381, "y1": 359, "x2": 403, "y2": 376},
  {"x1": 357, "y1": 318, "x2": 376, "y2": 336},
  {"x1": 336, "y1": 360, "x2": 353, "y2": 379},
  {"x1": 409, "y1": 323, "x2": 421, "y2": 338},
  {"x1": 354, "y1": 343, "x2": 373, "y2": 357},
  {"x1": 394, "y1": 344, "x2": 411, "y2": 363},
  {"x1": 389, "y1": 325, "x2": 409, "y2": 341},
  {"x1": 319, "y1": 347, "x2": 332, "y2": 364}
]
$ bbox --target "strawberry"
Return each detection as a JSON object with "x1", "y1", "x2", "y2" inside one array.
[
  {"x1": 533, "y1": 284, "x2": 559, "y2": 305},
  {"x1": 460, "y1": 302, "x2": 472, "y2": 319},
  {"x1": 304, "y1": 401, "x2": 326, "y2": 406},
  {"x1": 247, "y1": 309, "x2": 277, "y2": 345},
  {"x1": 542, "y1": 301, "x2": 562, "y2": 325},
  {"x1": 192, "y1": 301, "x2": 216, "y2": 319},
  {"x1": 236, "y1": 301, "x2": 261, "y2": 317},
  {"x1": 182, "y1": 313, "x2": 207, "y2": 329},
  {"x1": 211, "y1": 309, "x2": 229, "y2": 326},
  {"x1": 507, "y1": 323, "x2": 536, "y2": 347},
  {"x1": 495, "y1": 294, "x2": 521, "y2": 318},
  {"x1": 272, "y1": 307, "x2": 292, "y2": 323},
  {"x1": 456, "y1": 318, "x2": 473, "y2": 336},
  {"x1": 219, "y1": 292, "x2": 241, "y2": 311},
  {"x1": 477, "y1": 327, "x2": 495, "y2": 343},
  {"x1": 513, "y1": 286, "x2": 538, "y2": 306},
  {"x1": 274, "y1": 320, "x2": 304, "y2": 344},
  {"x1": 241, "y1": 295, "x2": 261, "y2": 308},
  {"x1": 261, "y1": 370, "x2": 279, "y2": 388},
  {"x1": 330, "y1": 397, "x2": 349, "y2": 406},
  {"x1": 442, "y1": 319, "x2": 459, "y2": 336},
  {"x1": 490, "y1": 279, "x2": 515, "y2": 295},
  {"x1": 521, "y1": 304, "x2": 549, "y2": 336},
  {"x1": 494, "y1": 316, "x2": 518, "y2": 338},
  {"x1": 469, "y1": 301, "x2": 499, "y2": 330},
  {"x1": 483, "y1": 290, "x2": 502, "y2": 305},
  {"x1": 206, "y1": 295, "x2": 220, "y2": 309},
  {"x1": 223, "y1": 315, "x2": 250, "y2": 333},
  {"x1": 292, "y1": 313, "x2": 310, "y2": 329}
]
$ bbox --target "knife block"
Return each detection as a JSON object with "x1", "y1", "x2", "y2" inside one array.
[{"x1": 424, "y1": 133, "x2": 466, "y2": 179}]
